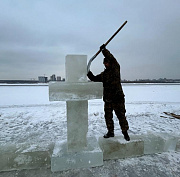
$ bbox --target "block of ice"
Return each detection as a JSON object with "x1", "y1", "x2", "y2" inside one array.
[
  {"x1": 51, "y1": 136, "x2": 103, "y2": 172},
  {"x1": 159, "y1": 133, "x2": 179, "y2": 151},
  {"x1": 0, "y1": 143, "x2": 53, "y2": 172},
  {"x1": 141, "y1": 132, "x2": 179, "y2": 154},
  {"x1": 49, "y1": 54, "x2": 104, "y2": 172},
  {"x1": 143, "y1": 133, "x2": 165, "y2": 154},
  {"x1": 98, "y1": 136, "x2": 144, "y2": 160},
  {"x1": 67, "y1": 100, "x2": 88, "y2": 152},
  {"x1": 176, "y1": 139, "x2": 180, "y2": 152},
  {"x1": 49, "y1": 82, "x2": 103, "y2": 101},
  {"x1": 66, "y1": 55, "x2": 87, "y2": 82}
]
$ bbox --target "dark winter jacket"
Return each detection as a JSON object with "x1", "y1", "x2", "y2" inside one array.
[{"x1": 87, "y1": 48, "x2": 124, "y2": 102}]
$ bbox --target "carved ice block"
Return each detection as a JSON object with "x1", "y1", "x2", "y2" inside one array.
[
  {"x1": 176, "y1": 139, "x2": 180, "y2": 152},
  {"x1": 66, "y1": 55, "x2": 87, "y2": 82},
  {"x1": 67, "y1": 100, "x2": 88, "y2": 151},
  {"x1": 49, "y1": 82, "x2": 103, "y2": 101},
  {"x1": 51, "y1": 137, "x2": 103, "y2": 172},
  {"x1": 0, "y1": 143, "x2": 53, "y2": 172},
  {"x1": 98, "y1": 136, "x2": 144, "y2": 160},
  {"x1": 49, "y1": 54, "x2": 103, "y2": 171}
]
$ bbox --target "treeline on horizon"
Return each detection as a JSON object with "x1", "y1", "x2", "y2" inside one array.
[
  {"x1": 121, "y1": 78, "x2": 180, "y2": 83},
  {"x1": 0, "y1": 78, "x2": 180, "y2": 84}
]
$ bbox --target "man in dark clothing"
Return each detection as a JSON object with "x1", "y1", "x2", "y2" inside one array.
[{"x1": 87, "y1": 44, "x2": 130, "y2": 141}]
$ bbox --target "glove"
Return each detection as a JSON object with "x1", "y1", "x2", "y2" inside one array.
[
  {"x1": 100, "y1": 44, "x2": 106, "y2": 51},
  {"x1": 87, "y1": 71, "x2": 92, "y2": 76}
]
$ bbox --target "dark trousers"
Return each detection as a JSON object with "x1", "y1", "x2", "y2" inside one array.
[{"x1": 104, "y1": 99, "x2": 129, "y2": 133}]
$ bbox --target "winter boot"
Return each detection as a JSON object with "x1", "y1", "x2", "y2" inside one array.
[
  {"x1": 103, "y1": 132, "x2": 114, "y2": 138},
  {"x1": 122, "y1": 131, "x2": 130, "y2": 141}
]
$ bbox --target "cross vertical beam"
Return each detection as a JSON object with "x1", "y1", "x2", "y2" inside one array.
[{"x1": 65, "y1": 55, "x2": 88, "y2": 152}]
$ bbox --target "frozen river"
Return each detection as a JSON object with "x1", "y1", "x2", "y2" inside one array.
[
  {"x1": 0, "y1": 83, "x2": 180, "y2": 176},
  {"x1": 0, "y1": 83, "x2": 180, "y2": 106}
]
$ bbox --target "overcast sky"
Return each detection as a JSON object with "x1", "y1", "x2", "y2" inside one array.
[{"x1": 0, "y1": 0, "x2": 179, "y2": 80}]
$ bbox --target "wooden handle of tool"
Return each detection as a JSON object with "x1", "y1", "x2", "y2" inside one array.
[
  {"x1": 105, "y1": 20, "x2": 127, "y2": 46},
  {"x1": 87, "y1": 21, "x2": 128, "y2": 73}
]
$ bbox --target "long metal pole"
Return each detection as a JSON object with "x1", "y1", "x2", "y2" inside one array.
[{"x1": 87, "y1": 21, "x2": 127, "y2": 73}]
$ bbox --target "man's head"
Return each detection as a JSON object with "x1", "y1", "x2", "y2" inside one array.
[{"x1": 103, "y1": 58, "x2": 111, "y2": 68}]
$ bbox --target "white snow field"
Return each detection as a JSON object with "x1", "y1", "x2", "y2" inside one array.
[{"x1": 0, "y1": 83, "x2": 180, "y2": 176}]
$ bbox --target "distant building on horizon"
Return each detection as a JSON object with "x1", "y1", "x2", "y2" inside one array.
[
  {"x1": 57, "y1": 76, "x2": 61, "y2": 81},
  {"x1": 38, "y1": 76, "x2": 48, "y2": 83},
  {"x1": 50, "y1": 74, "x2": 56, "y2": 81}
]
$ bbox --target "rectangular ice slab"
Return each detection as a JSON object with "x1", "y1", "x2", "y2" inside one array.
[
  {"x1": 0, "y1": 143, "x2": 53, "y2": 172},
  {"x1": 67, "y1": 100, "x2": 88, "y2": 152},
  {"x1": 176, "y1": 139, "x2": 180, "y2": 152},
  {"x1": 51, "y1": 136, "x2": 103, "y2": 172},
  {"x1": 143, "y1": 133, "x2": 179, "y2": 154},
  {"x1": 98, "y1": 136, "x2": 144, "y2": 160},
  {"x1": 49, "y1": 82, "x2": 103, "y2": 101},
  {"x1": 143, "y1": 134, "x2": 165, "y2": 154},
  {"x1": 160, "y1": 133, "x2": 179, "y2": 152},
  {"x1": 66, "y1": 55, "x2": 87, "y2": 82}
]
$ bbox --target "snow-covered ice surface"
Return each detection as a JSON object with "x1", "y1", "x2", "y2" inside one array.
[
  {"x1": 0, "y1": 151, "x2": 180, "y2": 177},
  {"x1": 0, "y1": 83, "x2": 180, "y2": 145},
  {"x1": 0, "y1": 83, "x2": 180, "y2": 176}
]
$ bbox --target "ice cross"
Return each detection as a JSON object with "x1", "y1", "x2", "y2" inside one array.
[{"x1": 49, "y1": 55, "x2": 103, "y2": 172}]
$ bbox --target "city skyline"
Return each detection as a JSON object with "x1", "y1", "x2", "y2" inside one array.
[
  {"x1": 0, "y1": 1, "x2": 180, "y2": 80},
  {"x1": 1, "y1": 74, "x2": 180, "y2": 83}
]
